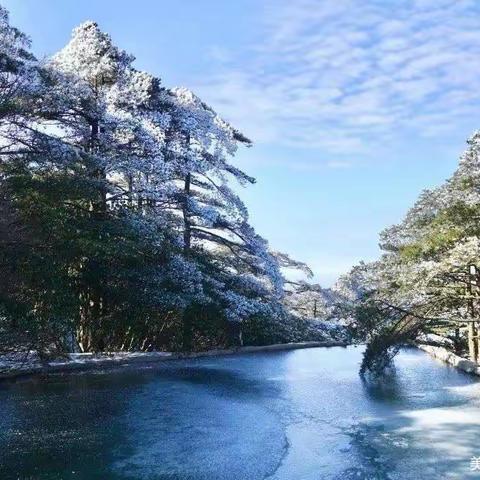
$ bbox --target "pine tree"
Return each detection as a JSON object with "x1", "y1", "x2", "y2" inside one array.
[
  {"x1": 163, "y1": 87, "x2": 285, "y2": 349},
  {"x1": 0, "y1": 13, "x2": 310, "y2": 355},
  {"x1": 352, "y1": 132, "x2": 480, "y2": 373}
]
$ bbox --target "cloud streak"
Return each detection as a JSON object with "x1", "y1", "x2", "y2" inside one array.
[{"x1": 194, "y1": 0, "x2": 480, "y2": 157}]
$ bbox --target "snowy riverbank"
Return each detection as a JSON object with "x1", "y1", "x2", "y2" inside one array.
[
  {"x1": 417, "y1": 343, "x2": 480, "y2": 376},
  {"x1": 0, "y1": 341, "x2": 347, "y2": 380}
]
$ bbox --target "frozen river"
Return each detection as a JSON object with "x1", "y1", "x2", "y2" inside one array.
[{"x1": 1, "y1": 346, "x2": 480, "y2": 479}]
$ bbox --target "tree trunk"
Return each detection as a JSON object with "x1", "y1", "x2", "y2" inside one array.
[
  {"x1": 81, "y1": 117, "x2": 105, "y2": 352},
  {"x1": 468, "y1": 321, "x2": 478, "y2": 363},
  {"x1": 182, "y1": 172, "x2": 191, "y2": 250},
  {"x1": 454, "y1": 327, "x2": 460, "y2": 354},
  {"x1": 182, "y1": 310, "x2": 193, "y2": 352},
  {"x1": 467, "y1": 265, "x2": 478, "y2": 363},
  {"x1": 227, "y1": 321, "x2": 243, "y2": 347},
  {"x1": 181, "y1": 172, "x2": 193, "y2": 351}
]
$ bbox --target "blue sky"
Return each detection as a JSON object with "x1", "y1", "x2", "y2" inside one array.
[{"x1": 5, "y1": 0, "x2": 480, "y2": 285}]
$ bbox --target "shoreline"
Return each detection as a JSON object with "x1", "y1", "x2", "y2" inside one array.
[
  {"x1": 417, "y1": 343, "x2": 480, "y2": 376},
  {"x1": 0, "y1": 340, "x2": 347, "y2": 381}
]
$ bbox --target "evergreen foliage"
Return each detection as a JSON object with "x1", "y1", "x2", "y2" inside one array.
[{"x1": 0, "y1": 7, "x2": 334, "y2": 354}]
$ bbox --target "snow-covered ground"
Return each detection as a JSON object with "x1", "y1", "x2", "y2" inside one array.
[
  {"x1": 417, "y1": 332, "x2": 455, "y2": 348},
  {"x1": 417, "y1": 344, "x2": 480, "y2": 376},
  {"x1": 0, "y1": 351, "x2": 182, "y2": 378}
]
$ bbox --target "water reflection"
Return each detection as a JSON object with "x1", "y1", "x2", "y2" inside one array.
[{"x1": 361, "y1": 368, "x2": 404, "y2": 404}]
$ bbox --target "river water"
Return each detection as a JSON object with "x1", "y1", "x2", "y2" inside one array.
[{"x1": 1, "y1": 346, "x2": 480, "y2": 479}]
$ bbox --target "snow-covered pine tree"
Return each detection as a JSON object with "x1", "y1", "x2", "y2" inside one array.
[
  {"x1": 0, "y1": 5, "x2": 37, "y2": 122},
  {"x1": 163, "y1": 87, "x2": 285, "y2": 349},
  {"x1": 0, "y1": 6, "x2": 84, "y2": 354},
  {"x1": 0, "y1": 13, "x2": 304, "y2": 354},
  {"x1": 43, "y1": 22, "x2": 179, "y2": 351},
  {"x1": 352, "y1": 132, "x2": 480, "y2": 373}
]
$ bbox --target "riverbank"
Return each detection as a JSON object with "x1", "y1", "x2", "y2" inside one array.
[
  {"x1": 417, "y1": 343, "x2": 480, "y2": 376},
  {"x1": 0, "y1": 340, "x2": 347, "y2": 381}
]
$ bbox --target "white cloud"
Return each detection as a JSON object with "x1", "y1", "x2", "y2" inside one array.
[
  {"x1": 326, "y1": 161, "x2": 352, "y2": 169},
  {"x1": 193, "y1": 0, "x2": 480, "y2": 157}
]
